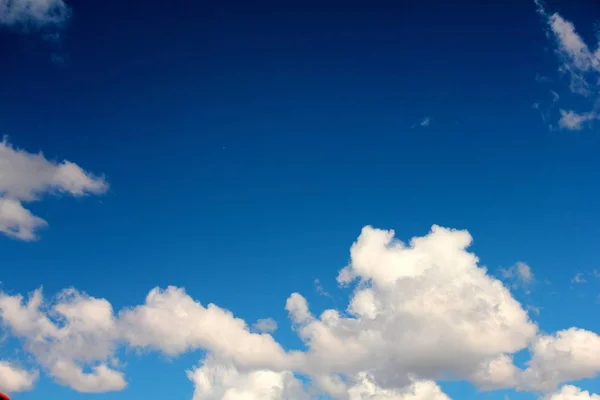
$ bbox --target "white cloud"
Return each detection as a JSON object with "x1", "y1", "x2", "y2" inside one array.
[
  {"x1": 419, "y1": 117, "x2": 431, "y2": 127},
  {"x1": 187, "y1": 355, "x2": 310, "y2": 400},
  {"x1": 118, "y1": 286, "x2": 294, "y2": 371},
  {"x1": 544, "y1": 385, "x2": 600, "y2": 400},
  {"x1": 468, "y1": 354, "x2": 519, "y2": 390},
  {"x1": 0, "y1": 139, "x2": 107, "y2": 240},
  {"x1": 0, "y1": 288, "x2": 124, "y2": 392},
  {"x1": 0, "y1": 0, "x2": 70, "y2": 28},
  {"x1": 572, "y1": 273, "x2": 587, "y2": 284},
  {"x1": 347, "y1": 374, "x2": 450, "y2": 400},
  {"x1": 559, "y1": 110, "x2": 598, "y2": 131},
  {"x1": 501, "y1": 261, "x2": 535, "y2": 286},
  {"x1": 252, "y1": 318, "x2": 278, "y2": 334},
  {"x1": 0, "y1": 198, "x2": 47, "y2": 241},
  {"x1": 536, "y1": 3, "x2": 600, "y2": 130},
  {"x1": 0, "y1": 361, "x2": 38, "y2": 393},
  {"x1": 521, "y1": 328, "x2": 600, "y2": 392},
  {"x1": 547, "y1": 13, "x2": 596, "y2": 73},
  {"x1": 288, "y1": 226, "x2": 537, "y2": 388},
  {"x1": 3, "y1": 224, "x2": 600, "y2": 398},
  {"x1": 412, "y1": 117, "x2": 432, "y2": 128}
]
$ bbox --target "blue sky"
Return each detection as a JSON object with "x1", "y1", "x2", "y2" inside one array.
[{"x1": 1, "y1": 0, "x2": 600, "y2": 399}]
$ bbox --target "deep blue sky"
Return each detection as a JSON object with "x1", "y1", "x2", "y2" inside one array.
[{"x1": 2, "y1": 0, "x2": 600, "y2": 399}]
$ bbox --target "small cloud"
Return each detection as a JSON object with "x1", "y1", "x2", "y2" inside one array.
[
  {"x1": 535, "y1": 73, "x2": 551, "y2": 83},
  {"x1": 251, "y1": 318, "x2": 277, "y2": 334},
  {"x1": 572, "y1": 272, "x2": 587, "y2": 284},
  {"x1": 411, "y1": 117, "x2": 432, "y2": 128},
  {"x1": 500, "y1": 262, "x2": 534, "y2": 286},
  {"x1": 314, "y1": 279, "x2": 331, "y2": 298},
  {"x1": 527, "y1": 305, "x2": 541, "y2": 316},
  {"x1": 0, "y1": 0, "x2": 71, "y2": 29},
  {"x1": 593, "y1": 269, "x2": 600, "y2": 278},
  {"x1": 558, "y1": 109, "x2": 599, "y2": 130},
  {"x1": 420, "y1": 117, "x2": 431, "y2": 127}
]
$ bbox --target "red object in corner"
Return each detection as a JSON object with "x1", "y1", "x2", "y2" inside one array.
[{"x1": 0, "y1": 393, "x2": 10, "y2": 400}]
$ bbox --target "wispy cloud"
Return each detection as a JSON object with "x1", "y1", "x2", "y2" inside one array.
[
  {"x1": 572, "y1": 272, "x2": 587, "y2": 284},
  {"x1": 535, "y1": 1, "x2": 600, "y2": 131},
  {"x1": 535, "y1": 73, "x2": 551, "y2": 84},
  {"x1": 411, "y1": 116, "x2": 432, "y2": 128},
  {"x1": 314, "y1": 278, "x2": 331, "y2": 298},
  {"x1": 500, "y1": 261, "x2": 535, "y2": 292},
  {"x1": 559, "y1": 110, "x2": 599, "y2": 130},
  {"x1": 0, "y1": 0, "x2": 71, "y2": 29}
]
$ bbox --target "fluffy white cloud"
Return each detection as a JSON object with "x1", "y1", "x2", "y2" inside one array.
[
  {"x1": 2, "y1": 223, "x2": 600, "y2": 398},
  {"x1": 187, "y1": 355, "x2": 310, "y2": 400},
  {"x1": 0, "y1": 197, "x2": 47, "y2": 240},
  {"x1": 287, "y1": 226, "x2": 537, "y2": 388},
  {"x1": 0, "y1": 139, "x2": 107, "y2": 240},
  {"x1": 521, "y1": 328, "x2": 600, "y2": 392},
  {"x1": 118, "y1": 286, "x2": 295, "y2": 371},
  {"x1": 49, "y1": 360, "x2": 126, "y2": 393},
  {"x1": 0, "y1": 0, "x2": 70, "y2": 28},
  {"x1": 0, "y1": 288, "x2": 125, "y2": 392},
  {"x1": 468, "y1": 354, "x2": 519, "y2": 390},
  {"x1": 0, "y1": 361, "x2": 38, "y2": 393},
  {"x1": 347, "y1": 373, "x2": 450, "y2": 400},
  {"x1": 544, "y1": 385, "x2": 600, "y2": 400}
]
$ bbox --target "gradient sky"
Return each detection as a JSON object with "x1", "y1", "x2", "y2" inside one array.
[{"x1": 2, "y1": 0, "x2": 600, "y2": 399}]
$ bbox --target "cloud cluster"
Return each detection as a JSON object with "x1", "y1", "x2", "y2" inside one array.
[
  {"x1": 1, "y1": 221, "x2": 600, "y2": 398},
  {"x1": 0, "y1": 138, "x2": 107, "y2": 240},
  {"x1": 535, "y1": 1, "x2": 600, "y2": 130},
  {"x1": 0, "y1": 0, "x2": 70, "y2": 28},
  {"x1": 287, "y1": 226, "x2": 537, "y2": 388},
  {"x1": 0, "y1": 288, "x2": 124, "y2": 392}
]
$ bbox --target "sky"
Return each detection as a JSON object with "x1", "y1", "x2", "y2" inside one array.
[{"x1": 1, "y1": 0, "x2": 600, "y2": 399}]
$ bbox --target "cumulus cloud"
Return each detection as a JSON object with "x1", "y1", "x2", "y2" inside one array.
[
  {"x1": 118, "y1": 286, "x2": 296, "y2": 371},
  {"x1": 288, "y1": 226, "x2": 537, "y2": 388},
  {"x1": 0, "y1": 288, "x2": 125, "y2": 392},
  {"x1": 0, "y1": 0, "x2": 71, "y2": 28},
  {"x1": 2, "y1": 224, "x2": 600, "y2": 398},
  {"x1": 544, "y1": 385, "x2": 600, "y2": 400},
  {"x1": 347, "y1": 374, "x2": 450, "y2": 400},
  {"x1": 0, "y1": 139, "x2": 107, "y2": 240},
  {"x1": 187, "y1": 355, "x2": 310, "y2": 400},
  {"x1": 521, "y1": 328, "x2": 600, "y2": 392},
  {"x1": 535, "y1": 2, "x2": 600, "y2": 130},
  {"x1": 0, "y1": 361, "x2": 38, "y2": 393}
]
